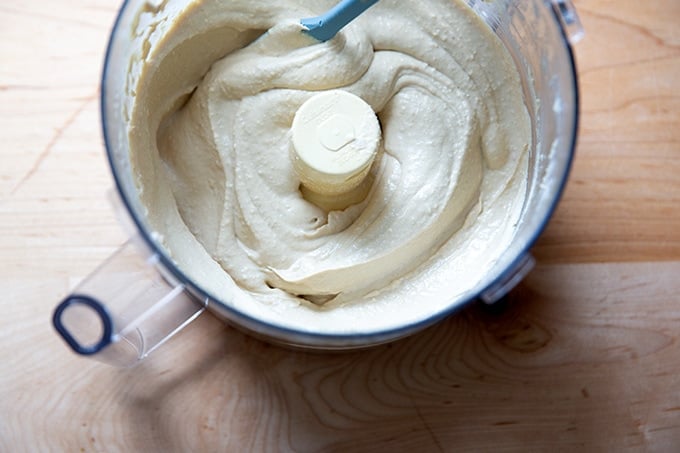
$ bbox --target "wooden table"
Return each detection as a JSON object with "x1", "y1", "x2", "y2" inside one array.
[{"x1": 2, "y1": 0, "x2": 679, "y2": 450}]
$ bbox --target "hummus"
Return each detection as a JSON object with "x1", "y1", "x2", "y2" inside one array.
[{"x1": 127, "y1": 0, "x2": 531, "y2": 334}]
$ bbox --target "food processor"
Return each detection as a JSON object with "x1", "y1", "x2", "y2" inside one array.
[{"x1": 53, "y1": 0, "x2": 583, "y2": 366}]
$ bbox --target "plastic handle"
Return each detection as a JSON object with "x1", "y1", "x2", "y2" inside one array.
[
  {"x1": 52, "y1": 238, "x2": 206, "y2": 367},
  {"x1": 301, "y1": 0, "x2": 379, "y2": 42},
  {"x1": 53, "y1": 295, "x2": 114, "y2": 355}
]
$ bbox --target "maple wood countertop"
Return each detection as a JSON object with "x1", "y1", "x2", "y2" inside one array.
[{"x1": 2, "y1": 1, "x2": 679, "y2": 450}]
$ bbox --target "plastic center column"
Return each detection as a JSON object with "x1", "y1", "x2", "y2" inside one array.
[{"x1": 291, "y1": 90, "x2": 381, "y2": 210}]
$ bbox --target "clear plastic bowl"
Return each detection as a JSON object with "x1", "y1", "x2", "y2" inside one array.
[{"x1": 53, "y1": 0, "x2": 582, "y2": 366}]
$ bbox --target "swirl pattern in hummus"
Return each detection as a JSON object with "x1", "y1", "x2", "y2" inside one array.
[{"x1": 129, "y1": 0, "x2": 531, "y2": 332}]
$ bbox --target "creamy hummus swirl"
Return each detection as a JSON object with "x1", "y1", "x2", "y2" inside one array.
[{"x1": 128, "y1": 0, "x2": 531, "y2": 331}]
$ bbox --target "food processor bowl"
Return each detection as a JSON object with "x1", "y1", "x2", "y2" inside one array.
[{"x1": 53, "y1": 0, "x2": 583, "y2": 366}]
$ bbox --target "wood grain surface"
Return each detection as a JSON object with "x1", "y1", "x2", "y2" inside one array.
[{"x1": 1, "y1": 0, "x2": 680, "y2": 451}]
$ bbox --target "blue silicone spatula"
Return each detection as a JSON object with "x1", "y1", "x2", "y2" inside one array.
[{"x1": 301, "y1": 0, "x2": 380, "y2": 42}]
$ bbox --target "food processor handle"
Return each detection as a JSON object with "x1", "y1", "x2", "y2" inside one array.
[{"x1": 52, "y1": 237, "x2": 206, "y2": 367}]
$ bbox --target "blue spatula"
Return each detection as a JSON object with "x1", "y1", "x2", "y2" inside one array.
[{"x1": 301, "y1": 0, "x2": 380, "y2": 42}]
